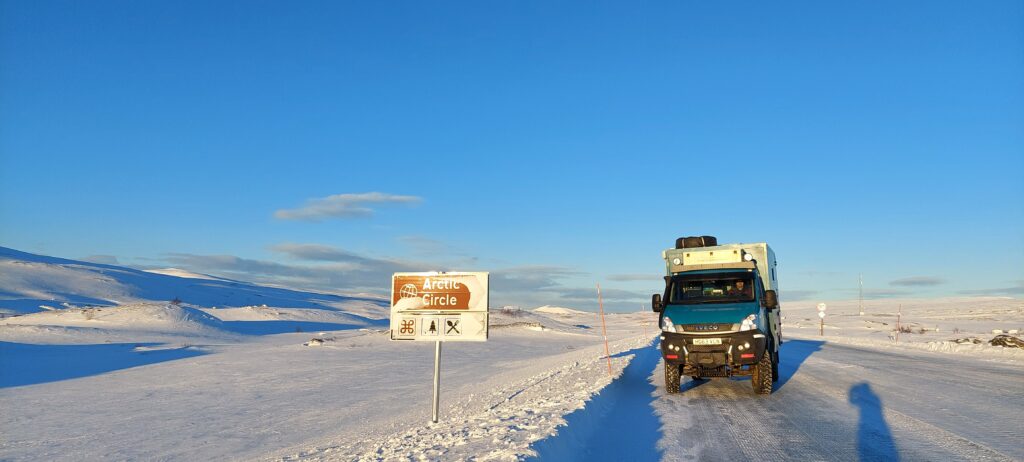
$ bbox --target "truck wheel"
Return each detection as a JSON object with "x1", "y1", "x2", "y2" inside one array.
[
  {"x1": 752, "y1": 351, "x2": 774, "y2": 395},
  {"x1": 768, "y1": 337, "x2": 780, "y2": 383},
  {"x1": 665, "y1": 361, "x2": 680, "y2": 394}
]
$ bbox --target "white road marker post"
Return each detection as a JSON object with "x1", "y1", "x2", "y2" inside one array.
[
  {"x1": 895, "y1": 303, "x2": 902, "y2": 344},
  {"x1": 817, "y1": 303, "x2": 827, "y2": 336},
  {"x1": 858, "y1": 274, "x2": 865, "y2": 316}
]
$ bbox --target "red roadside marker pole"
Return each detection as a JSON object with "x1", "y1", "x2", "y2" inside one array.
[{"x1": 597, "y1": 283, "x2": 612, "y2": 377}]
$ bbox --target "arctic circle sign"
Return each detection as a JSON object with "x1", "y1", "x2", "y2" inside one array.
[
  {"x1": 389, "y1": 272, "x2": 489, "y2": 342},
  {"x1": 389, "y1": 272, "x2": 490, "y2": 424}
]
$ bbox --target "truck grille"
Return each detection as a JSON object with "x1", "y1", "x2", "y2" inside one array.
[
  {"x1": 679, "y1": 323, "x2": 734, "y2": 333},
  {"x1": 688, "y1": 343, "x2": 731, "y2": 352}
]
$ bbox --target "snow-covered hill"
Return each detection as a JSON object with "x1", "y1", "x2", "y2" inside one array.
[
  {"x1": 534, "y1": 305, "x2": 592, "y2": 316},
  {"x1": 0, "y1": 247, "x2": 387, "y2": 317}
]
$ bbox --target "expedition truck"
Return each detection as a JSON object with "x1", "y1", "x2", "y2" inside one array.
[{"x1": 651, "y1": 236, "x2": 782, "y2": 395}]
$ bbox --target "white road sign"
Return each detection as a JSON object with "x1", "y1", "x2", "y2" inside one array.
[
  {"x1": 817, "y1": 303, "x2": 827, "y2": 312},
  {"x1": 818, "y1": 311, "x2": 826, "y2": 319},
  {"x1": 389, "y1": 272, "x2": 489, "y2": 342}
]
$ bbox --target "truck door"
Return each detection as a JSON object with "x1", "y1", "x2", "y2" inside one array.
[{"x1": 759, "y1": 279, "x2": 781, "y2": 350}]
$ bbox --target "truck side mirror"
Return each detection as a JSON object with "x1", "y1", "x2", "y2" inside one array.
[
  {"x1": 763, "y1": 290, "x2": 779, "y2": 310},
  {"x1": 652, "y1": 293, "x2": 663, "y2": 312}
]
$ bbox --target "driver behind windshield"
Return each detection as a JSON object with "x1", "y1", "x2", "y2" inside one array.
[{"x1": 729, "y1": 280, "x2": 752, "y2": 298}]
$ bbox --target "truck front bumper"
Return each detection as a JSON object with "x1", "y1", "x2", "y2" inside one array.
[{"x1": 660, "y1": 329, "x2": 768, "y2": 377}]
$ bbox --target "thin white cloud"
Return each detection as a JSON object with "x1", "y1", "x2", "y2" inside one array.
[
  {"x1": 780, "y1": 290, "x2": 819, "y2": 302},
  {"x1": 271, "y1": 243, "x2": 372, "y2": 263},
  {"x1": 958, "y1": 280, "x2": 1024, "y2": 296},
  {"x1": 397, "y1": 235, "x2": 450, "y2": 256},
  {"x1": 890, "y1": 276, "x2": 946, "y2": 287},
  {"x1": 161, "y1": 248, "x2": 654, "y2": 311},
  {"x1": 274, "y1": 192, "x2": 422, "y2": 221},
  {"x1": 81, "y1": 255, "x2": 120, "y2": 265},
  {"x1": 607, "y1": 273, "x2": 660, "y2": 282},
  {"x1": 164, "y1": 248, "x2": 422, "y2": 294}
]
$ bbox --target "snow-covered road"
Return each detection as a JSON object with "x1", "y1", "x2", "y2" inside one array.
[{"x1": 538, "y1": 337, "x2": 1023, "y2": 462}]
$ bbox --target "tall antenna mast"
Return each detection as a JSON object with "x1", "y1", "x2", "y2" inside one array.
[{"x1": 859, "y1": 273, "x2": 864, "y2": 316}]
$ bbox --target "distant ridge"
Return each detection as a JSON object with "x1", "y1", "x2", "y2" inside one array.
[
  {"x1": 534, "y1": 306, "x2": 591, "y2": 315},
  {"x1": 0, "y1": 246, "x2": 387, "y2": 317},
  {"x1": 143, "y1": 268, "x2": 227, "y2": 281}
]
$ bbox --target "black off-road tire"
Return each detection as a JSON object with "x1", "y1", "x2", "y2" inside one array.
[
  {"x1": 665, "y1": 361, "x2": 681, "y2": 394},
  {"x1": 752, "y1": 351, "x2": 774, "y2": 395}
]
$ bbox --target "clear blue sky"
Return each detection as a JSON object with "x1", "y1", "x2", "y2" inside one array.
[{"x1": 2, "y1": 0, "x2": 1022, "y2": 311}]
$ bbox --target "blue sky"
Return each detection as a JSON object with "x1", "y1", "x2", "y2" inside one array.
[{"x1": 2, "y1": 0, "x2": 1022, "y2": 311}]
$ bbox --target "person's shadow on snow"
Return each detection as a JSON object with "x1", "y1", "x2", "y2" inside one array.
[{"x1": 849, "y1": 382, "x2": 899, "y2": 462}]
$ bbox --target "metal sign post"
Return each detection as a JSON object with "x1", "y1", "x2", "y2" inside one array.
[
  {"x1": 389, "y1": 271, "x2": 489, "y2": 424},
  {"x1": 432, "y1": 340, "x2": 441, "y2": 423}
]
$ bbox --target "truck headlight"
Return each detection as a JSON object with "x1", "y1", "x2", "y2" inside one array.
[
  {"x1": 661, "y1": 317, "x2": 677, "y2": 333},
  {"x1": 739, "y1": 314, "x2": 757, "y2": 331}
]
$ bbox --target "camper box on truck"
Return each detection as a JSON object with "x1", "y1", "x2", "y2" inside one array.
[
  {"x1": 652, "y1": 236, "x2": 782, "y2": 395},
  {"x1": 663, "y1": 242, "x2": 778, "y2": 294}
]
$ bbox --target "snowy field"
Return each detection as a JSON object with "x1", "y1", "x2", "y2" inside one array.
[
  {"x1": 2, "y1": 247, "x2": 1023, "y2": 461},
  {"x1": 782, "y1": 297, "x2": 1024, "y2": 362}
]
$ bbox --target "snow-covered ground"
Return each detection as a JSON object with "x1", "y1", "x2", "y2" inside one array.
[
  {"x1": 0, "y1": 302, "x2": 651, "y2": 461},
  {"x1": 1, "y1": 248, "x2": 1022, "y2": 461},
  {"x1": 781, "y1": 297, "x2": 1024, "y2": 362}
]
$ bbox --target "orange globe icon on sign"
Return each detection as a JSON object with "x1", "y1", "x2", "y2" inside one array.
[{"x1": 399, "y1": 284, "x2": 418, "y2": 299}]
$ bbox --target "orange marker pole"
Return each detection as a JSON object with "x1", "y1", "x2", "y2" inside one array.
[{"x1": 597, "y1": 283, "x2": 612, "y2": 376}]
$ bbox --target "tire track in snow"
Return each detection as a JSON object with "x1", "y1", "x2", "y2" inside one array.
[
  {"x1": 653, "y1": 340, "x2": 1022, "y2": 462},
  {"x1": 653, "y1": 340, "x2": 866, "y2": 462}
]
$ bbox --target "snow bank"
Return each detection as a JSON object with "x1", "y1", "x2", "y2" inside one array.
[
  {"x1": 534, "y1": 306, "x2": 591, "y2": 316},
  {"x1": 279, "y1": 336, "x2": 652, "y2": 462},
  {"x1": 1, "y1": 303, "x2": 228, "y2": 334}
]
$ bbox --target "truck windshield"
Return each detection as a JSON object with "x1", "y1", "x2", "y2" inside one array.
[{"x1": 668, "y1": 275, "x2": 755, "y2": 304}]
